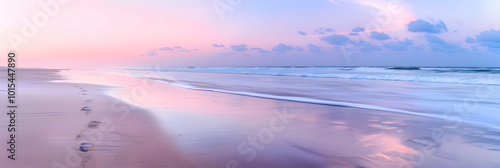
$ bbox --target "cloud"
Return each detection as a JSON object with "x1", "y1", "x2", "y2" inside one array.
[
  {"x1": 159, "y1": 47, "x2": 174, "y2": 51},
  {"x1": 147, "y1": 51, "x2": 158, "y2": 56},
  {"x1": 382, "y1": 38, "x2": 414, "y2": 51},
  {"x1": 407, "y1": 19, "x2": 448, "y2": 34},
  {"x1": 251, "y1": 47, "x2": 271, "y2": 53},
  {"x1": 425, "y1": 34, "x2": 465, "y2": 53},
  {"x1": 369, "y1": 31, "x2": 391, "y2": 40},
  {"x1": 272, "y1": 43, "x2": 295, "y2": 53},
  {"x1": 352, "y1": 40, "x2": 382, "y2": 53},
  {"x1": 474, "y1": 29, "x2": 500, "y2": 53},
  {"x1": 158, "y1": 46, "x2": 196, "y2": 52},
  {"x1": 348, "y1": 32, "x2": 359, "y2": 36},
  {"x1": 230, "y1": 44, "x2": 248, "y2": 51},
  {"x1": 307, "y1": 44, "x2": 325, "y2": 54},
  {"x1": 465, "y1": 37, "x2": 476, "y2": 44},
  {"x1": 298, "y1": 31, "x2": 306, "y2": 36},
  {"x1": 213, "y1": 44, "x2": 225, "y2": 48},
  {"x1": 321, "y1": 34, "x2": 351, "y2": 45},
  {"x1": 295, "y1": 46, "x2": 304, "y2": 51},
  {"x1": 352, "y1": 26, "x2": 365, "y2": 32},
  {"x1": 314, "y1": 28, "x2": 335, "y2": 35},
  {"x1": 315, "y1": 28, "x2": 325, "y2": 35}
]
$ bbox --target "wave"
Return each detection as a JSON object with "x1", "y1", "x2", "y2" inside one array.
[
  {"x1": 144, "y1": 77, "x2": 445, "y2": 119},
  {"x1": 386, "y1": 67, "x2": 421, "y2": 70},
  {"x1": 130, "y1": 67, "x2": 500, "y2": 85},
  {"x1": 289, "y1": 73, "x2": 500, "y2": 85},
  {"x1": 422, "y1": 68, "x2": 500, "y2": 74},
  {"x1": 142, "y1": 77, "x2": 500, "y2": 130}
]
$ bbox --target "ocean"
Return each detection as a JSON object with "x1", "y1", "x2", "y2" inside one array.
[
  {"x1": 123, "y1": 66, "x2": 500, "y2": 167},
  {"x1": 129, "y1": 66, "x2": 500, "y2": 129}
]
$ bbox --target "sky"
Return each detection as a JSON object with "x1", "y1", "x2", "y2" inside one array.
[{"x1": 1, "y1": 0, "x2": 499, "y2": 68}]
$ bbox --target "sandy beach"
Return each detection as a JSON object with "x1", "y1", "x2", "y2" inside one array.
[
  {"x1": 2, "y1": 68, "x2": 499, "y2": 168},
  {"x1": 1, "y1": 69, "x2": 193, "y2": 168}
]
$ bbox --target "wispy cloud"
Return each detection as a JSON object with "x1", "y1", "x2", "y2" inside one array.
[
  {"x1": 307, "y1": 44, "x2": 325, "y2": 54},
  {"x1": 213, "y1": 44, "x2": 225, "y2": 48},
  {"x1": 147, "y1": 51, "x2": 158, "y2": 56},
  {"x1": 251, "y1": 47, "x2": 272, "y2": 54},
  {"x1": 159, "y1": 47, "x2": 175, "y2": 51}
]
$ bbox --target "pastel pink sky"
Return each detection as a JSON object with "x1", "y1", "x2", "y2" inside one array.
[{"x1": 1, "y1": 0, "x2": 499, "y2": 68}]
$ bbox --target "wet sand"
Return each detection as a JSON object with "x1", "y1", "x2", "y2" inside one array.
[
  {"x1": 1, "y1": 69, "x2": 193, "y2": 168},
  {"x1": 2, "y1": 69, "x2": 500, "y2": 168}
]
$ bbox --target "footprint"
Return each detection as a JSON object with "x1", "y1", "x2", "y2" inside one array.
[
  {"x1": 81, "y1": 106, "x2": 92, "y2": 116},
  {"x1": 81, "y1": 106, "x2": 91, "y2": 111},
  {"x1": 78, "y1": 142, "x2": 95, "y2": 153},
  {"x1": 88, "y1": 121, "x2": 101, "y2": 129}
]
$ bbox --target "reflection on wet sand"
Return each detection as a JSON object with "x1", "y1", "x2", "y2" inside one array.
[{"x1": 59, "y1": 70, "x2": 500, "y2": 168}]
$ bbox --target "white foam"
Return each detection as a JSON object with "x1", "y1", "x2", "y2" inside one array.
[
  {"x1": 147, "y1": 78, "x2": 442, "y2": 119},
  {"x1": 133, "y1": 67, "x2": 500, "y2": 85},
  {"x1": 132, "y1": 76, "x2": 500, "y2": 129}
]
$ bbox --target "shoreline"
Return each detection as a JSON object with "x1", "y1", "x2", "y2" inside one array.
[
  {"x1": 110, "y1": 69, "x2": 500, "y2": 167},
  {"x1": 2, "y1": 68, "x2": 500, "y2": 167}
]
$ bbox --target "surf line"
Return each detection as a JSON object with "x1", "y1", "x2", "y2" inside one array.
[{"x1": 146, "y1": 77, "x2": 445, "y2": 120}]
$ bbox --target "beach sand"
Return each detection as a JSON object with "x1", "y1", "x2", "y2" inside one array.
[
  {"x1": 2, "y1": 69, "x2": 500, "y2": 168},
  {"x1": 1, "y1": 69, "x2": 193, "y2": 168}
]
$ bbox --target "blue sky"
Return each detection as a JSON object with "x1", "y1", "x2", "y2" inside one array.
[
  {"x1": 164, "y1": 0, "x2": 500, "y2": 67},
  {"x1": 1, "y1": 0, "x2": 499, "y2": 68}
]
